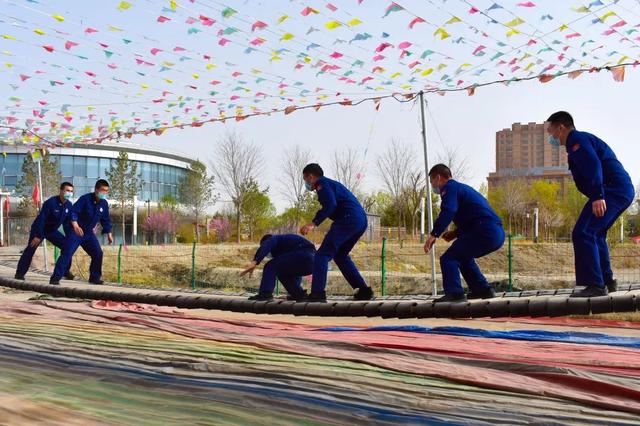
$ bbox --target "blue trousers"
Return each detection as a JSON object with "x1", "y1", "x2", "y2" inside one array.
[
  {"x1": 16, "y1": 230, "x2": 71, "y2": 277},
  {"x1": 260, "y1": 249, "x2": 314, "y2": 297},
  {"x1": 440, "y1": 223, "x2": 505, "y2": 296},
  {"x1": 52, "y1": 232, "x2": 104, "y2": 282},
  {"x1": 572, "y1": 187, "x2": 634, "y2": 287},
  {"x1": 311, "y1": 218, "x2": 368, "y2": 294}
]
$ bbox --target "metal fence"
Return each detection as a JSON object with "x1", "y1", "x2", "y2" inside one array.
[{"x1": 37, "y1": 234, "x2": 639, "y2": 297}]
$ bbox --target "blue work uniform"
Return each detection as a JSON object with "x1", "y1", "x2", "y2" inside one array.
[
  {"x1": 431, "y1": 180, "x2": 505, "y2": 296},
  {"x1": 16, "y1": 196, "x2": 73, "y2": 277},
  {"x1": 51, "y1": 192, "x2": 112, "y2": 282},
  {"x1": 566, "y1": 130, "x2": 634, "y2": 287},
  {"x1": 253, "y1": 234, "x2": 316, "y2": 297},
  {"x1": 311, "y1": 176, "x2": 369, "y2": 294}
]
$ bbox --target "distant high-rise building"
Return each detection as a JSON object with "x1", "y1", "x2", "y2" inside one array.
[{"x1": 488, "y1": 122, "x2": 572, "y2": 192}]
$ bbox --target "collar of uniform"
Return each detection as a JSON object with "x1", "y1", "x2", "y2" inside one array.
[
  {"x1": 442, "y1": 179, "x2": 455, "y2": 191},
  {"x1": 565, "y1": 129, "x2": 579, "y2": 153},
  {"x1": 315, "y1": 175, "x2": 328, "y2": 188}
]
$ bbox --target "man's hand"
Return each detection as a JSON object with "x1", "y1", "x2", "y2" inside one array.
[
  {"x1": 300, "y1": 223, "x2": 315, "y2": 236},
  {"x1": 107, "y1": 233, "x2": 114, "y2": 245},
  {"x1": 239, "y1": 261, "x2": 258, "y2": 277},
  {"x1": 592, "y1": 199, "x2": 607, "y2": 218},
  {"x1": 29, "y1": 237, "x2": 42, "y2": 248},
  {"x1": 72, "y1": 222, "x2": 84, "y2": 237},
  {"x1": 423, "y1": 235, "x2": 437, "y2": 254},
  {"x1": 441, "y1": 230, "x2": 457, "y2": 242}
]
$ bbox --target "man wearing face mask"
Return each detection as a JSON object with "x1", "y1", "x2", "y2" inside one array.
[
  {"x1": 240, "y1": 233, "x2": 316, "y2": 301},
  {"x1": 547, "y1": 111, "x2": 634, "y2": 297},
  {"x1": 49, "y1": 179, "x2": 113, "y2": 285},
  {"x1": 424, "y1": 164, "x2": 504, "y2": 303},
  {"x1": 300, "y1": 163, "x2": 374, "y2": 303},
  {"x1": 15, "y1": 182, "x2": 76, "y2": 280}
]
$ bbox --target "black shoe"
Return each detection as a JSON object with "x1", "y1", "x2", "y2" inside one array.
[
  {"x1": 88, "y1": 278, "x2": 104, "y2": 285},
  {"x1": 64, "y1": 272, "x2": 75, "y2": 280},
  {"x1": 467, "y1": 288, "x2": 495, "y2": 300},
  {"x1": 14, "y1": 273, "x2": 25, "y2": 280},
  {"x1": 286, "y1": 290, "x2": 307, "y2": 302},
  {"x1": 49, "y1": 278, "x2": 60, "y2": 285},
  {"x1": 353, "y1": 287, "x2": 374, "y2": 301},
  {"x1": 570, "y1": 285, "x2": 608, "y2": 298},
  {"x1": 248, "y1": 292, "x2": 273, "y2": 301},
  {"x1": 434, "y1": 293, "x2": 467, "y2": 303},
  {"x1": 306, "y1": 292, "x2": 327, "y2": 303},
  {"x1": 605, "y1": 279, "x2": 618, "y2": 293}
]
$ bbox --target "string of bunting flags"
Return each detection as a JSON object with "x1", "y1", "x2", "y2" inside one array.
[{"x1": 0, "y1": 0, "x2": 638, "y2": 148}]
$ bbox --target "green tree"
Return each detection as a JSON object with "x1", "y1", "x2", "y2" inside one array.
[
  {"x1": 16, "y1": 151, "x2": 62, "y2": 215},
  {"x1": 178, "y1": 160, "x2": 216, "y2": 242},
  {"x1": 240, "y1": 179, "x2": 275, "y2": 240},
  {"x1": 106, "y1": 151, "x2": 143, "y2": 243},
  {"x1": 528, "y1": 180, "x2": 563, "y2": 241}
]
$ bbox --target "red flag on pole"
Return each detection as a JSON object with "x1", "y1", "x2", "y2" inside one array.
[
  {"x1": 32, "y1": 184, "x2": 40, "y2": 207},
  {"x1": 3, "y1": 196, "x2": 9, "y2": 215}
]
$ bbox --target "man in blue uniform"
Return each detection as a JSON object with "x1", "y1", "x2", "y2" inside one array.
[
  {"x1": 49, "y1": 179, "x2": 113, "y2": 285},
  {"x1": 547, "y1": 111, "x2": 634, "y2": 297},
  {"x1": 424, "y1": 164, "x2": 505, "y2": 303},
  {"x1": 300, "y1": 163, "x2": 374, "y2": 303},
  {"x1": 15, "y1": 182, "x2": 75, "y2": 280},
  {"x1": 240, "y1": 233, "x2": 316, "y2": 302}
]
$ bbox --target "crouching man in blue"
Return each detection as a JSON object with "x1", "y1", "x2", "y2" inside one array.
[
  {"x1": 300, "y1": 163, "x2": 374, "y2": 303},
  {"x1": 49, "y1": 179, "x2": 113, "y2": 285},
  {"x1": 240, "y1": 233, "x2": 316, "y2": 302},
  {"x1": 424, "y1": 164, "x2": 504, "y2": 303},
  {"x1": 15, "y1": 182, "x2": 75, "y2": 280},
  {"x1": 547, "y1": 111, "x2": 634, "y2": 297}
]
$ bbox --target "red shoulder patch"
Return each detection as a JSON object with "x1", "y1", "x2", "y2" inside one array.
[{"x1": 572, "y1": 143, "x2": 581, "y2": 152}]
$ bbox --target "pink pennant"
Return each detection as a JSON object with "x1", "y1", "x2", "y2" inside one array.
[
  {"x1": 602, "y1": 29, "x2": 616, "y2": 36},
  {"x1": 517, "y1": 1, "x2": 535, "y2": 6},
  {"x1": 408, "y1": 17, "x2": 425, "y2": 29},
  {"x1": 64, "y1": 40, "x2": 78, "y2": 50},
  {"x1": 209, "y1": 80, "x2": 221, "y2": 85},
  {"x1": 173, "y1": 46, "x2": 186, "y2": 52},
  {"x1": 74, "y1": 85, "x2": 81, "y2": 90},
  {"x1": 375, "y1": 42, "x2": 392, "y2": 52},
  {"x1": 361, "y1": 76, "x2": 374, "y2": 84},
  {"x1": 157, "y1": 16, "x2": 171, "y2": 23},
  {"x1": 373, "y1": 54, "x2": 385, "y2": 61},
  {"x1": 107, "y1": 63, "x2": 117, "y2": 69},
  {"x1": 251, "y1": 20, "x2": 267, "y2": 31},
  {"x1": 565, "y1": 32, "x2": 580, "y2": 39},
  {"x1": 38, "y1": 100, "x2": 48, "y2": 105},
  {"x1": 218, "y1": 38, "x2": 231, "y2": 46},
  {"x1": 469, "y1": 6, "x2": 479, "y2": 13},
  {"x1": 199, "y1": 15, "x2": 215, "y2": 26},
  {"x1": 98, "y1": 42, "x2": 109, "y2": 48},
  {"x1": 230, "y1": 95, "x2": 240, "y2": 101},
  {"x1": 19, "y1": 74, "x2": 30, "y2": 81},
  {"x1": 84, "y1": 27, "x2": 98, "y2": 34},
  {"x1": 185, "y1": 17, "x2": 197, "y2": 24},
  {"x1": 326, "y1": 3, "x2": 337, "y2": 11},
  {"x1": 408, "y1": 61, "x2": 420, "y2": 68},
  {"x1": 398, "y1": 41, "x2": 412, "y2": 49},
  {"x1": 42, "y1": 45, "x2": 55, "y2": 53},
  {"x1": 250, "y1": 37, "x2": 265, "y2": 45},
  {"x1": 301, "y1": 7, "x2": 317, "y2": 16},
  {"x1": 85, "y1": 71, "x2": 97, "y2": 77},
  {"x1": 330, "y1": 51, "x2": 343, "y2": 59},
  {"x1": 527, "y1": 39, "x2": 537, "y2": 46},
  {"x1": 150, "y1": 48, "x2": 163, "y2": 55},
  {"x1": 612, "y1": 20, "x2": 627, "y2": 28},
  {"x1": 294, "y1": 63, "x2": 304, "y2": 69},
  {"x1": 232, "y1": 71, "x2": 242, "y2": 77}
]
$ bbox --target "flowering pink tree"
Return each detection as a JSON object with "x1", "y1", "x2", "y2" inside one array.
[
  {"x1": 209, "y1": 217, "x2": 232, "y2": 242},
  {"x1": 143, "y1": 211, "x2": 178, "y2": 244}
]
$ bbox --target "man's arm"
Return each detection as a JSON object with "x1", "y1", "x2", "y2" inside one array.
[
  {"x1": 430, "y1": 186, "x2": 459, "y2": 238},
  {"x1": 253, "y1": 237, "x2": 277, "y2": 264},
  {"x1": 311, "y1": 184, "x2": 337, "y2": 226}
]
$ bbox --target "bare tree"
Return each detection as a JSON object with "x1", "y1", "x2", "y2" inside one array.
[
  {"x1": 376, "y1": 139, "x2": 415, "y2": 239},
  {"x1": 278, "y1": 144, "x2": 311, "y2": 209},
  {"x1": 213, "y1": 132, "x2": 264, "y2": 243},
  {"x1": 436, "y1": 145, "x2": 473, "y2": 182},
  {"x1": 330, "y1": 146, "x2": 365, "y2": 196},
  {"x1": 403, "y1": 171, "x2": 426, "y2": 237}
]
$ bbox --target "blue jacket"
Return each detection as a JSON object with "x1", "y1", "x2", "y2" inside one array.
[
  {"x1": 30, "y1": 196, "x2": 72, "y2": 239},
  {"x1": 431, "y1": 180, "x2": 501, "y2": 237},
  {"x1": 69, "y1": 193, "x2": 112, "y2": 235},
  {"x1": 253, "y1": 234, "x2": 315, "y2": 264},
  {"x1": 312, "y1": 176, "x2": 366, "y2": 226},
  {"x1": 566, "y1": 130, "x2": 633, "y2": 201}
]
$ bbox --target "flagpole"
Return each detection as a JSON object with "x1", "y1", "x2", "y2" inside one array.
[{"x1": 36, "y1": 160, "x2": 48, "y2": 272}]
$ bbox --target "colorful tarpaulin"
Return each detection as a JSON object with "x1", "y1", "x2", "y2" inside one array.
[
  {"x1": 0, "y1": 0, "x2": 638, "y2": 146},
  {"x1": 1, "y1": 296, "x2": 640, "y2": 424}
]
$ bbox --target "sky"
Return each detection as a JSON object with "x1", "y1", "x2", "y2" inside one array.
[
  {"x1": 139, "y1": 66, "x2": 640, "y2": 212},
  {"x1": 1, "y1": 0, "x2": 639, "y2": 212}
]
